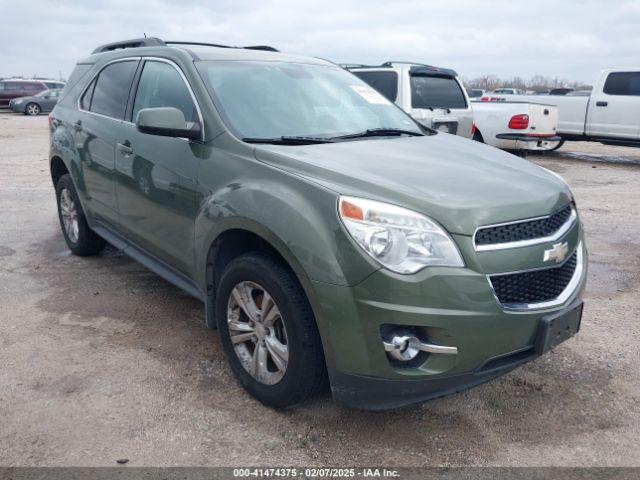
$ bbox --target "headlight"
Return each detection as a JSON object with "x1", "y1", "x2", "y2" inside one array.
[
  {"x1": 338, "y1": 196, "x2": 464, "y2": 274},
  {"x1": 14, "y1": 99, "x2": 23, "y2": 105}
]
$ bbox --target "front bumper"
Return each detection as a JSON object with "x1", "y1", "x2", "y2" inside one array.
[
  {"x1": 312, "y1": 230, "x2": 587, "y2": 410},
  {"x1": 9, "y1": 102, "x2": 24, "y2": 113}
]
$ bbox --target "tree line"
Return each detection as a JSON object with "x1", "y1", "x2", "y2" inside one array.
[{"x1": 461, "y1": 74, "x2": 592, "y2": 92}]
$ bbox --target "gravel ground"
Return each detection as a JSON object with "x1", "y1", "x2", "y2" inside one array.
[{"x1": 0, "y1": 112, "x2": 639, "y2": 467}]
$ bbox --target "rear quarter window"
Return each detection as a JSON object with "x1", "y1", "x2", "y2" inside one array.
[
  {"x1": 603, "y1": 72, "x2": 640, "y2": 96},
  {"x1": 351, "y1": 71, "x2": 399, "y2": 102},
  {"x1": 410, "y1": 75, "x2": 467, "y2": 109}
]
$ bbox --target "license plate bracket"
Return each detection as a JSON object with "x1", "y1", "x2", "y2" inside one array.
[{"x1": 534, "y1": 301, "x2": 583, "y2": 355}]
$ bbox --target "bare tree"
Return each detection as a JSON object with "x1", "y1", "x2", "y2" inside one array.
[{"x1": 464, "y1": 74, "x2": 592, "y2": 92}]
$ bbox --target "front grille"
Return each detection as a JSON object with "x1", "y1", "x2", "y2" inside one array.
[
  {"x1": 489, "y1": 251, "x2": 577, "y2": 306},
  {"x1": 475, "y1": 204, "x2": 573, "y2": 246}
]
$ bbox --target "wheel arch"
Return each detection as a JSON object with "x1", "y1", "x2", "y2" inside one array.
[{"x1": 202, "y1": 222, "x2": 337, "y2": 371}]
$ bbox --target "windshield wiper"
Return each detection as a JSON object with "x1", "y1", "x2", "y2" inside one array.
[
  {"x1": 331, "y1": 128, "x2": 425, "y2": 141},
  {"x1": 242, "y1": 136, "x2": 334, "y2": 145}
]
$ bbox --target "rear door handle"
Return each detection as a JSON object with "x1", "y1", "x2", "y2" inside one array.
[
  {"x1": 116, "y1": 142, "x2": 133, "y2": 155},
  {"x1": 596, "y1": 101, "x2": 608, "y2": 107}
]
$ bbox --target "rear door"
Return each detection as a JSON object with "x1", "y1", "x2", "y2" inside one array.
[
  {"x1": 115, "y1": 58, "x2": 202, "y2": 275},
  {"x1": 587, "y1": 71, "x2": 640, "y2": 139},
  {"x1": 75, "y1": 59, "x2": 139, "y2": 226}
]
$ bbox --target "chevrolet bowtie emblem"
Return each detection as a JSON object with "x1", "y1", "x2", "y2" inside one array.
[{"x1": 544, "y1": 242, "x2": 569, "y2": 263}]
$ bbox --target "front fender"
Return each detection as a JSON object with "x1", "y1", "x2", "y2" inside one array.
[{"x1": 194, "y1": 170, "x2": 378, "y2": 290}]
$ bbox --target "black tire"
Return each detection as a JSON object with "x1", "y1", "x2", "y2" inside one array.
[
  {"x1": 216, "y1": 252, "x2": 326, "y2": 409},
  {"x1": 548, "y1": 140, "x2": 565, "y2": 152},
  {"x1": 472, "y1": 130, "x2": 484, "y2": 143},
  {"x1": 25, "y1": 103, "x2": 40, "y2": 116},
  {"x1": 55, "y1": 174, "x2": 106, "y2": 256}
]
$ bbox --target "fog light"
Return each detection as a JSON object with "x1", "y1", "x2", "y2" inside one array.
[
  {"x1": 383, "y1": 334, "x2": 421, "y2": 362},
  {"x1": 382, "y1": 330, "x2": 458, "y2": 362}
]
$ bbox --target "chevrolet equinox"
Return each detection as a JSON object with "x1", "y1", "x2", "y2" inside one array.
[{"x1": 49, "y1": 37, "x2": 587, "y2": 410}]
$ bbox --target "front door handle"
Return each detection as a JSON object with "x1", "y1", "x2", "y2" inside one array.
[
  {"x1": 596, "y1": 101, "x2": 608, "y2": 107},
  {"x1": 116, "y1": 142, "x2": 133, "y2": 156}
]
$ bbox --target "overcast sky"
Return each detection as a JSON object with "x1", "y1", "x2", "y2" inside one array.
[{"x1": 1, "y1": 0, "x2": 638, "y2": 84}]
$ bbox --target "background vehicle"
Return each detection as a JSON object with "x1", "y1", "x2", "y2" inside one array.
[
  {"x1": 9, "y1": 88, "x2": 62, "y2": 115},
  {"x1": 549, "y1": 88, "x2": 574, "y2": 96},
  {"x1": 0, "y1": 79, "x2": 47, "y2": 107},
  {"x1": 471, "y1": 101, "x2": 561, "y2": 152},
  {"x1": 489, "y1": 88, "x2": 525, "y2": 95},
  {"x1": 467, "y1": 88, "x2": 485, "y2": 99},
  {"x1": 480, "y1": 69, "x2": 640, "y2": 146},
  {"x1": 345, "y1": 62, "x2": 474, "y2": 138}
]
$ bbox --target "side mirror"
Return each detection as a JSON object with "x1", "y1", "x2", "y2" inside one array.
[{"x1": 135, "y1": 107, "x2": 201, "y2": 141}]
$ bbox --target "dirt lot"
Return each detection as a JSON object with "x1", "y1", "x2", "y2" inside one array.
[{"x1": 0, "y1": 112, "x2": 639, "y2": 467}]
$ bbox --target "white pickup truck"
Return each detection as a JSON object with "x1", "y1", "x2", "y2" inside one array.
[
  {"x1": 479, "y1": 69, "x2": 640, "y2": 147},
  {"x1": 345, "y1": 62, "x2": 560, "y2": 152},
  {"x1": 471, "y1": 101, "x2": 561, "y2": 152}
]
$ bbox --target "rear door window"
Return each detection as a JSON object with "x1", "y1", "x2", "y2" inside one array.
[
  {"x1": 410, "y1": 75, "x2": 467, "y2": 109},
  {"x1": 351, "y1": 71, "x2": 399, "y2": 102},
  {"x1": 603, "y1": 72, "x2": 640, "y2": 96},
  {"x1": 89, "y1": 60, "x2": 138, "y2": 119}
]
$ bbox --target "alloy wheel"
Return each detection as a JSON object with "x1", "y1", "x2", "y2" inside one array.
[
  {"x1": 26, "y1": 104, "x2": 40, "y2": 115},
  {"x1": 59, "y1": 188, "x2": 79, "y2": 243},
  {"x1": 227, "y1": 281, "x2": 289, "y2": 385}
]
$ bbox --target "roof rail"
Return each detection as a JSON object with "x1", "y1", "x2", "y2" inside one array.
[
  {"x1": 91, "y1": 38, "x2": 280, "y2": 55},
  {"x1": 244, "y1": 45, "x2": 279, "y2": 52},
  {"x1": 92, "y1": 37, "x2": 166, "y2": 54},
  {"x1": 382, "y1": 61, "x2": 458, "y2": 77},
  {"x1": 340, "y1": 63, "x2": 379, "y2": 69}
]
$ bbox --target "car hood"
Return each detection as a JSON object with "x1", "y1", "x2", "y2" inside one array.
[{"x1": 253, "y1": 133, "x2": 572, "y2": 235}]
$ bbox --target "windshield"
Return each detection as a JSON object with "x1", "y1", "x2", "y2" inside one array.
[
  {"x1": 410, "y1": 75, "x2": 467, "y2": 109},
  {"x1": 196, "y1": 61, "x2": 421, "y2": 140}
]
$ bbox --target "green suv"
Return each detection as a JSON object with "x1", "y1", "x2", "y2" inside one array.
[{"x1": 49, "y1": 38, "x2": 587, "y2": 410}]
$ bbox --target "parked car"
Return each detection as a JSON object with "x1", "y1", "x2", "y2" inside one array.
[
  {"x1": 0, "y1": 79, "x2": 48, "y2": 107},
  {"x1": 549, "y1": 88, "x2": 574, "y2": 96},
  {"x1": 42, "y1": 80, "x2": 66, "y2": 90},
  {"x1": 9, "y1": 88, "x2": 62, "y2": 115},
  {"x1": 471, "y1": 101, "x2": 562, "y2": 152},
  {"x1": 467, "y1": 88, "x2": 485, "y2": 99},
  {"x1": 345, "y1": 62, "x2": 474, "y2": 138},
  {"x1": 50, "y1": 37, "x2": 587, "y2": 410},
  {"x1": 480, "y1": 69, "x2": 640, "y2": 147},
  {"x1": 489, "y1": 88, "x2": 526, "y2": 95}
]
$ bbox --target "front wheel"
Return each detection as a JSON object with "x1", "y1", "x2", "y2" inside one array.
[
  {"x1": 25, "y1": 103, "x2": 41, "y2": 116},
  {"x1": 216, "y1": 252, "x2": 326, "y2": 409},
  {"x1": 55, "y1": 174, "x2": 106, "y2": 256}
]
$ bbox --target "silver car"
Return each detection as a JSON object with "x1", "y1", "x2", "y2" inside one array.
[
  {"x1": 9, "y1": 88, "x2": 62, "y2": 115},
  {"x1": 345, "y1": 62, "x2": 474, "y2": 138}
]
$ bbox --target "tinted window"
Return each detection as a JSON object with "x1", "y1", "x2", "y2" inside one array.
[
  {"x1": 603, "y1": 72, "x2": 640, "y2": 96},
  {"x1": 351, "y1": 71, "x2": 398, "y2": 102},
  {"x1": 25, "y1": 82, "x2": 44, "y2": 91},
  {"x1": 80, "y1": 79, "x2": 96, "y2": 110},
  {"x1": 410, "y1": 75, "x2": 467, "y2": 109},
  {"x1": 90, "y1": 61, "x2": 137, "y2": 119},
  {"x1": 132, "y1": 61, "x2": 196, "y2": 122},
  {"x1": 5, "y1": 82, "x2": 25, "y2": 92},
  {"x1": 0, "y1": 83, "x2": 4, "y2": 91}
]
